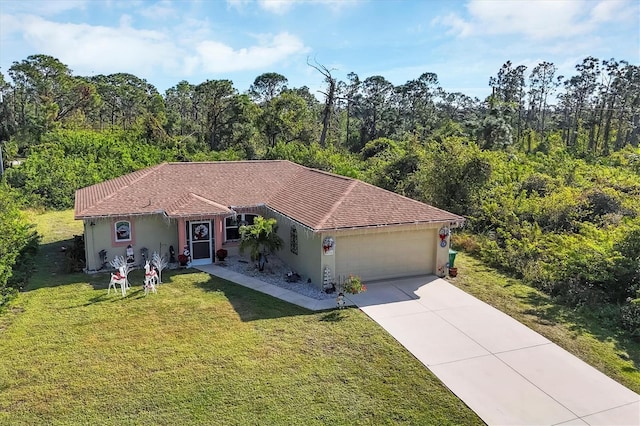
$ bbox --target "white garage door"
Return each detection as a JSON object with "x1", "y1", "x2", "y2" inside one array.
[{"x1": 335, "y1": 229, "x2": 435, "y2": 282}]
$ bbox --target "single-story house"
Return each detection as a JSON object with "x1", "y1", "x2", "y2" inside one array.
[{"x1": 74, "y1": 160, "x2": 464, "y2": 287}]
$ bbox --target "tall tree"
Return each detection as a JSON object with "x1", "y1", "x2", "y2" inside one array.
[
  {"x1": 337, "y1": 72, "x2": 361, "y2": 150},
  {"x1": 195, "y1": 79, "x2": 237, "y2": 150},
  {"x1": 307, "y1": 59, "x2": 337, "y2": 147},
  {"x1": 489, "y1": 61, "x2": 527, "y2": 143},
  {"x1": 8, "y1": 55, "x2": 98, "y2": 138},
  {"x1": 0, "y1": 72, "x2": 18, "y2": 142},
  {"x1": 249, "y1": 72, "x2": 288, "y2": 105},
  {"x1": 613, "y1": 63, "x2": 640, "y2": 149},
  {"x1": 258, "y1": 90, "x2": 315, "y2": 147},
  {"x1": 476, "y1": 96, "x2": 514, "y2": 150},
  {"x1": 395, "y1": 72, "x2": 439, "y2": 138},
  {"x1": 560, "y1": 57, "x2": 600, "y2": 151},
  {"x1": 436, "y1": 89, "x2": 479, "y2": 125},
  {"x1": 89, "y1": 73, "x2": 159, "y2": 130},
  {"x1": 527, "y1": 61, "x2": 559, "y2": 151},
  {"x1": 164, "y1": 80, "x2": 197, "y2": 137},
  {"x1": 356, "y1": 75, "x2": 395, "y2": 148}
]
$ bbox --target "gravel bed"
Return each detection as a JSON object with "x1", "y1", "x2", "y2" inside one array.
[{"x1": 218, "y1": 255, "x2": 335, "y2": 300}]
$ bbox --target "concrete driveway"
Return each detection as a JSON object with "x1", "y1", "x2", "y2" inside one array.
[{"x1": 347, "y1": 276, "x2": 640, "y2": 426}]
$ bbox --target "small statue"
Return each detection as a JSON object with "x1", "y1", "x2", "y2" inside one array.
[
  {"x1": 336, "y1": 292, "x2": 345, "y2": 309},
  {"x1": 126, "y1": 244, "x2": 135, "y2": 264},
  {"x1": 178, "y1": 245, "x2": 191, "y2": 267}
]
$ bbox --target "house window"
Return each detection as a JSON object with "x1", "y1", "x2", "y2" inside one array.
[
  {"x1": 114, "y1": 220, "x2": 131, "y2": 242},
  {"x1": 225, "y1": 214, "x2": 257, "y2": 241},
  {"x1": 290, "y1": 227, "x2": 298, "y2": 255}
]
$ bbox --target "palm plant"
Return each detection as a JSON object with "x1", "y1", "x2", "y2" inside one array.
[{"x1": 239, "y1": 216, "x2": 284, "y2": 271}]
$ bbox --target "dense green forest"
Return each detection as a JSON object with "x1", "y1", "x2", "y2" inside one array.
[{"x1": 1, "y1": 54, "x2": 639, "y2": 337}]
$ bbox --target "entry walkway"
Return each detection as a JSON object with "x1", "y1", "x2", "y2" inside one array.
[
  {"x1": 196, "y1": 264, "x2": 343, "y2": 311},
  {"x1": 198, "y1": 265, "x2": 640, "y2": 425}
]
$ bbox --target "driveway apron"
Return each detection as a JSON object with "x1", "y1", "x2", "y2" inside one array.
[{"x1": 347, "y1": 276, "x2": 640, "y2": 426}]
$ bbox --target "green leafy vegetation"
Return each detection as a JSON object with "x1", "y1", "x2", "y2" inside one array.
[
  {"x1": 0, "y1": 210, "x2": 482, "y2": 425},
  {"x1": 239, "y1": 216, "x2": 284, "y2": 269},
  {"x1": 452, "y1": 147, "x2": 640, "y2": 335},
  {"x1": 0, "y1": 184, "x2": 39, "y2": 308}
]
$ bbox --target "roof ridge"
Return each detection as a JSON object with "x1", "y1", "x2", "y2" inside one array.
[
  {"x1": 76, "y1": 164, "x2": 166, "y2": 216},
  {"x1": 316, "y1": 179, "x2": 358, "y2": 229},
  {"x1": 354, "y1": 177, "x2": 463, "y2": 217},
  {"x1": 189, "y1": 193, "x2": 232, "y2": 212},
  {"x1": 301, "y1": 165, "x2": 353, "y2": 181},
  {"x1": 165, "y1": 160, "x2": 290, "y2": 165}
]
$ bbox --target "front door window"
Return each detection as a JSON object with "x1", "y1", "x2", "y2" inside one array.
[{"x1": 189, "y1": 221, "x2": 212, "y2": 265}]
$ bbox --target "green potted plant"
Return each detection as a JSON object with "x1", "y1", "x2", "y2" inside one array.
[{"x1": 342, "y1": 275, "x2": 367, "y2": 294}]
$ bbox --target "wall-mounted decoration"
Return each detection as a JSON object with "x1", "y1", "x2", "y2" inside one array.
[
  {"x1": 323, "y1": 236, "x2": 335, "y2": 255},
  {"x1": 193, "y1": 223, "x2": 209, "y2": 240},
  {"x1": 438, "y1": 226, "x2": 450, "y2": 248},
  {"x1": 114, "y1": 220, "x2": 131, "y2": 242}
]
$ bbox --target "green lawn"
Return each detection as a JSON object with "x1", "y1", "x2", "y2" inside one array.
[
  {"x1": 0, "y1": 211, "x2": 482, "y2": 425},
  {"x1": 450, "y1": 254, "x2": 640, "y2": 394}
]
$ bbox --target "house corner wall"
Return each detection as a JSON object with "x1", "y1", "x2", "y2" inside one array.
[{"x1": 268, "y1": 212, "x2": 322, "y2": 288}]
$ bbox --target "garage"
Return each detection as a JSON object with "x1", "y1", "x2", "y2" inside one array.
[{"x1": 335, "y1": 227, "x2": 436, "y2": 282}]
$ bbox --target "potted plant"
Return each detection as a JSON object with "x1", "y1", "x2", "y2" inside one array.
[
  {"x1": 341, "y1": 275, "x2": 367, "y2": 294},
  {"x1": 216, "y1": 248, "x2": 228, "y2": 261}
]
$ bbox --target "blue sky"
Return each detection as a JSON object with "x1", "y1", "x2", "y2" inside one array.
[{"x1": 1, "y1": 0, "x2": 638, "y2": 100}]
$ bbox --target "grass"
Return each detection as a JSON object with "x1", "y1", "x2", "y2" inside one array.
[
  {"x1": 0, "y1": 210, "x2": 483, "y2": 425},
  {"x1": 449, "y1": 253, "x2": 640, "y2": 394}
]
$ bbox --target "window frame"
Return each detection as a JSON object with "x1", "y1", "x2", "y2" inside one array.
[
  {"x1": 114, "y1": 220, "x2": 132, "y2": 243},
  {"x1": 224, "y1": 213, "x2": 258, "y2": 242}
]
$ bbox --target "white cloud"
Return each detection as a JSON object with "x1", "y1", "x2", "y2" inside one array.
[
  {"x1": 227, "y1": 0, "x2": 356, "y2": 14},
  {"x1": 432, "y1": 13, "x2": 473, "y2": 37},
  {"x1": 14, "y1": 14, "x2": 177, "y2": 76},
  {"x1": 138, "y1": 0, "x2": 177, "y2": 20},
  {"x1": 435, "y1": 0, "x2": 635, "y2": 40},
  {"x1": 194, "y1": 32, "x2": 308, "y2": 72},
  {"x1": 257, "y1": 0, "x2": 294, "y2": 14},
  {"x1": 590, "y1": 0, "x2": 628, "y2": 24},
  {"x1": 2, "y1": 13, "x2": 308, "y2": 80}
]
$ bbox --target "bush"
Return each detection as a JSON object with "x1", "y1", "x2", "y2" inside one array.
[
  {"x1": 64, "y1": 235, "x2": 86, "y2": 273},
  {"x1": 583, "y1": 189, "x2": 621, "y2": 220},
  {"x1": 0, "y1": 183, "x2": 40, "y2": 307},
  {"x1": 620, "y1": 302, "x2": 640, "y2": 337},
  {"x1": 520, "y1": 173, "x2": 555, "y2": 196},
  {"x1": 452, "y1": 233, "x2": 481, "y2": 255},
  {"x1": 8, "y1": 129, "x2": 173, "y2": 209}
]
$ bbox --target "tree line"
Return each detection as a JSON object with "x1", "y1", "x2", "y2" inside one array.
[{"x1": 1, "y1": 55, "x2": 638, "y2": 161}]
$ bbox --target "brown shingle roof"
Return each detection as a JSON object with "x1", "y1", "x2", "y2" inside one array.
[{"x1": 74, "y1": 160, "x2": 464, "y2": 231}]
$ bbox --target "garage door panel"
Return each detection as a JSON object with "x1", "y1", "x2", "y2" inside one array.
[{"x1": 335, "y1": 230, "x2": 435, "y2": 281}]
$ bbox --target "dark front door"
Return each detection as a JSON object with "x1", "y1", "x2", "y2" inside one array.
[{"x1": 189, "y1": 221, "x2": 212, "y2": 265}]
